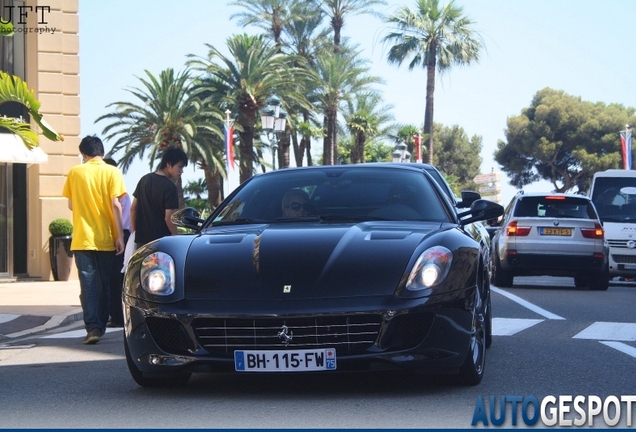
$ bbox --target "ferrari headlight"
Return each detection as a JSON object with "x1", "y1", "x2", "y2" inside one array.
[
  {"x1": 140, "y1": 252, "x2": 175, "y2": 296},
  {"x1": 406, "y1": 246, "x2": 453, "y2": 291}
]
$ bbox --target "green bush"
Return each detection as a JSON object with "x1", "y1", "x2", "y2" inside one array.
[{"x1": 48, "y1": 218, "x2": 73, "y2": 236}]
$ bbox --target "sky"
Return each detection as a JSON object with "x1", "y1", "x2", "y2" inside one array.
[{"x1": 78, "y1": 0, "x2": 636, "y2": 206}]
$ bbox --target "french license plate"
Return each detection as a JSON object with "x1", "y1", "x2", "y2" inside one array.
[
  {"x1": 540, "y1": 227, "x2": 572, "y2": 236},
  {"x1": 234, "y1": 348, "x2": 337, "y2": 372},
  {"x1": 622, "y1": 264, "x2": 636, "y2": 270}
]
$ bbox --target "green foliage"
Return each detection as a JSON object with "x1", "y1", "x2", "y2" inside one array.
[
  {"x1": 433, "y1": 123, "x2": 483, "y2": 191},
  {"x1": 48, "y1": 218, "x2": 73, "y2": 236},
  {"x1": 0, "y1": 71, "x2": 64, "y2": 147},
  {"x1": 494, "y1": 88, "x2": 636, "y2": 193}
]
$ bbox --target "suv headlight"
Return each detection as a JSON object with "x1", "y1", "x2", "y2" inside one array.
[
  {"x1": 140, "y1": 252, "x2": 175, "y2": 296},
  {"x1": 406, "y1": 246, "x2": 453, "y2": 291}
]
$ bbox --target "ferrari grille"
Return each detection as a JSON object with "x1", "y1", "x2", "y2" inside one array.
[{"x1": 191, "y1": 315, "x2": 382, "y2": 354}]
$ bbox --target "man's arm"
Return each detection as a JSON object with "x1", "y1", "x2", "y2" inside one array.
[
  {"x1": 112, "y1": 197, "x2": 125, "y2": 255},
  {"x1": 164, "y1": 209, "x2": 179, "y2": 235},
  {"x1": 130, "y1": 198, "x2": 137, "y2": 233},
  {"x1": 67, "y1": 199, "x2": 73, "y2": 211}
]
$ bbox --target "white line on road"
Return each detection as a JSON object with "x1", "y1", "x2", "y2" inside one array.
[
  {"x1": 491, "y1": 286, "x2": 566, "y2": 320},
  {"x1": 0, "y1": 314, "x2": 20, "y2": 324},
  {"x1": 600, "y1": 341, "x2": 636, "y2": 359},
  {"x1": 41, "y1": 328, "x2": 123, "y2": 339}
]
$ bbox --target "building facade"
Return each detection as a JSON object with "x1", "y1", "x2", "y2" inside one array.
[{"x1": 0, "y1": 0, "x2": 79, "y2": 280}]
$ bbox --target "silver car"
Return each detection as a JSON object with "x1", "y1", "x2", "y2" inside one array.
[{"x1": 490, "y1": 192, "x2": 609, "y2": 290}]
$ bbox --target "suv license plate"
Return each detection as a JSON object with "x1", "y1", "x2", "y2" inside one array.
[
  {"x1": 234, "y1": 348, "x2": 337, "y2": 372},
  {"x1": 540, "y1": 227, "x2": 572, "y2": 236}
]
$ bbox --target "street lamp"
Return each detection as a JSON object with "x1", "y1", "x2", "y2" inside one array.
[
  {"x1": 260, "y1": 95, "x2": 287, "y2": 170},
  {"x1": 392, "y1": 143, "x2": 411, "y2": 163}
]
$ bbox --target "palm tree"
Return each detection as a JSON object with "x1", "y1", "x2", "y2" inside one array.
[
  {"x1": 383, "y1": 0, "x2": 483, "y2": 165},
  {"x1": 0, "y1": 71, "x2": 63, "y2": 148},
  {"x1": 322, "y1": 0, "x2": 386, "y2": 53},
  {"x1": 343, "y1": 91, "x2": 394, "y2": 163},
  {"x1": 229, "y1": 0, "x2": 293, "y2": 45},
  {"x1": 188, "y1": 34, "x2": 299, "y2": 183},
  {"x1": 96, "y1": 68, "x2": 224, "y2": 207},
  {"x1": 312, "y1": 50, "x2": 383, "y2": 165}
]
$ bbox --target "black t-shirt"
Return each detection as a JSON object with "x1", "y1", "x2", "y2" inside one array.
[{"x1": 133, "y1": 172, "x2": 179, "y2": 245}]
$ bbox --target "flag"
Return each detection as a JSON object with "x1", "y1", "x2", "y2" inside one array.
[
  {"x1": 621, "y1": 129, "x2": 632, "y2": 170},
  {"x1": 224, "y1": 123, "x2": 235, "y2": 171},
  {"x1": 413, "y1": 134, "x2": 422, "y2": 162}
]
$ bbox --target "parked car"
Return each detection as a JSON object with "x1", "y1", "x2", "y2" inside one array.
[
  {"x1": 490, "y1": 191, "x2": 609, "y2": 290},
  {"x1": 123, "y1": 164, "x2": 503, "y2": 387}
]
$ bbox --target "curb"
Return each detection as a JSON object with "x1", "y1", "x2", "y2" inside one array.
[{"x1": 0, "y1": 308, "x2": 83, "y2": 341}]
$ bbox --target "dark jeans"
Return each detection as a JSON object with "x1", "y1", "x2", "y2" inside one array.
[
  {"x1": 74, "y1": 250, "x2": 114, "y2": 333},
  {"x1": 109, "y1": 229, "x2": 130, "y2": 325}
]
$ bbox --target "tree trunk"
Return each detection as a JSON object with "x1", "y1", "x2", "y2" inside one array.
[
  {"x1": 424, "y1": 42, "x2": 438, "y2": 165},
  {"x1": 204, "y1": 165, "x2": 223, "y2": 209},
  {"x1": 278, "y1": 126, "x2": 291, "y2": 169},
  {"x1": 237, "y1": 108, "x2": 256, "y2": 183},
  {"x1": 322, "y1": 115, "x2": 332, "y2": 165}
]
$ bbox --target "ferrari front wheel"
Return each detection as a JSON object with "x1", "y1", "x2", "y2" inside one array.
[{"x1": 457, "y1": 288, "x2": 486, "y2": 386}]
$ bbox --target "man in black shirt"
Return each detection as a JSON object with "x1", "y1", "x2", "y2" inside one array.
[{"x1": 130, "y1": 147, "x2": 188, "y2": 248}]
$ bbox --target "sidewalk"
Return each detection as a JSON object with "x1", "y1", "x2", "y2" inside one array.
[{"x1": 0, "y1": 279, "x2": 83, "y2": 341}]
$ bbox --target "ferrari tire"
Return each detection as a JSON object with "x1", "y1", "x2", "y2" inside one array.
[
  {"x1": 457, "y1": 288, "x2": 486, "y2": 386},
  {"x1": 491, "y1": 253, "x2": 514, "y2": 288},
  {"x1": 124, "y1": 335, "x2": 191, "y2": 388}
]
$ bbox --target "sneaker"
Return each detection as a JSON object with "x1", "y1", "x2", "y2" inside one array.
[{"x1": 83, "y1": 328, "x2": 102, "y2": 345}]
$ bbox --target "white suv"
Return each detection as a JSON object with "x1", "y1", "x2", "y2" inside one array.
[{"x1": 490, "y1": 192, "x2": 609, "y2": 290}]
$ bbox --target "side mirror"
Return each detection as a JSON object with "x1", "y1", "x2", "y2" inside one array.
[
  {"x1": 458, "y1": 199, "x2": 504, "y2": 226},
  {"x1": 171, "y1": 207, "x2": 204, "y2": 230},
  {"x1": 457, "y1": 190, "x2": 481, "y2": 208}
]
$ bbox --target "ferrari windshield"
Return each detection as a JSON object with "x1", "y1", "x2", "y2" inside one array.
[{"x1": 208, "y1": 166, "x2": 452, "y2": 226}]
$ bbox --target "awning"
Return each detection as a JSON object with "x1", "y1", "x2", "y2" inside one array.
[{"x1": 0, "y1": 132, "x2": 48, "y2": 164}]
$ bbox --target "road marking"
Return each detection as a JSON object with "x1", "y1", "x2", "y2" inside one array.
[
  {"x1": 599, "y1": 341, "x2": 636, "y2": 359},
  {"x1": 573, "y1": 322, "x2": 636, "y2": 341},
  {"x1": 491, "y1": 286, "x2": 566, "y2": 320},
  {"x1": 492, "y1": 317, "x2": 544, "y2": 336},
  {"x1": 0, "y1": 314, "x2": 20, "y2": 324},
  {"x1": 41, "y1": 328, "x2": 123, "y2": 339}
]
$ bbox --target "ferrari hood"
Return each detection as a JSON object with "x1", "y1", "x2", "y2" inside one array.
[{"x1": 184, "y1": 222, "x2": 443, "y2": 300}]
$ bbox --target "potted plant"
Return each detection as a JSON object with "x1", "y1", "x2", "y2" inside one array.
[{"x1": 48, "y1": 218, "x2": 73, "y2": 281}]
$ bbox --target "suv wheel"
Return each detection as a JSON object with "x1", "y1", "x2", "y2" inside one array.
[
  {"x1": 574, "y1": 274, "x2": 588, "y2": 288},
  {"x1": 588, "y1": 269, "x2": 609, "y2": 291},
  {"x1": 492, "y1": 252, "x2": 514, "y2": 287}
]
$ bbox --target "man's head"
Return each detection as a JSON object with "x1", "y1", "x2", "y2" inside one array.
[
  {"x1": 282, "y1": 189, "x2": 310, "y2": 217},
  {"x1": 158, "y1": 147, "x2": 188, "y2": 179},
  {"x1": 78, "y1": 135, "x2": 105, "y2": 159}
]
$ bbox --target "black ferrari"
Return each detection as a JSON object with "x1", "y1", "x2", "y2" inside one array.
[{"x1": 123, "y1": 164, "x2": 503, "y2": 387}]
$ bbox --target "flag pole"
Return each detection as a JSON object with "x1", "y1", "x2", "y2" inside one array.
[{"x1": 224, "y1": 109, "x2": 235, "y2": 195}]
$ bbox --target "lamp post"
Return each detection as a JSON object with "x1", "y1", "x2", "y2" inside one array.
[
  {"x1": 391, "y1": 143, "x2": 411, "y2": 163},
  {"x1": 260, "y1": 95, "x2": 287, "y2": 171}
]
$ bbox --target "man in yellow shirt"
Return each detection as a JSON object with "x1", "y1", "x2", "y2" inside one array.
[{"x1": 62, "y1": 135, "x2": 126, "y2": 344}]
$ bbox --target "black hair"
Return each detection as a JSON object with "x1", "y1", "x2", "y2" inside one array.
[
  {"x1": 78, "y1": 135, "x2": 105, "y2": 157},
  {"x1": 158, "y1": 147, "x2": 188, "y2": 170},
  {"x1": 103, "y1": 157, "x2": 117, "y2": 167}
]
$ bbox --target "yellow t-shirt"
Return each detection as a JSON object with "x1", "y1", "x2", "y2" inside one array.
[{"x1": 62, "y1": 158, "x2": 127, "y2": 251}]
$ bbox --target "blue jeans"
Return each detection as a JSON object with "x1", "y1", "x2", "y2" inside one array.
[{"x1": 74, "y1": 250, "x2": 114, "y2": 333}]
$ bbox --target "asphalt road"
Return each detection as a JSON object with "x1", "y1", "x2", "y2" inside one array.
[{"x1": 1, "y1": 276, "x2": 634, "y2": 429}]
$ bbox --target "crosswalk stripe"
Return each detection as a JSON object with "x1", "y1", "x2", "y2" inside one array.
[
  {"x1": 573, "y1": 322, "x2": 636, "y2": 341},
  {"x1": 492, "y1": 317, "x2": 543, "y2": 336}
]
